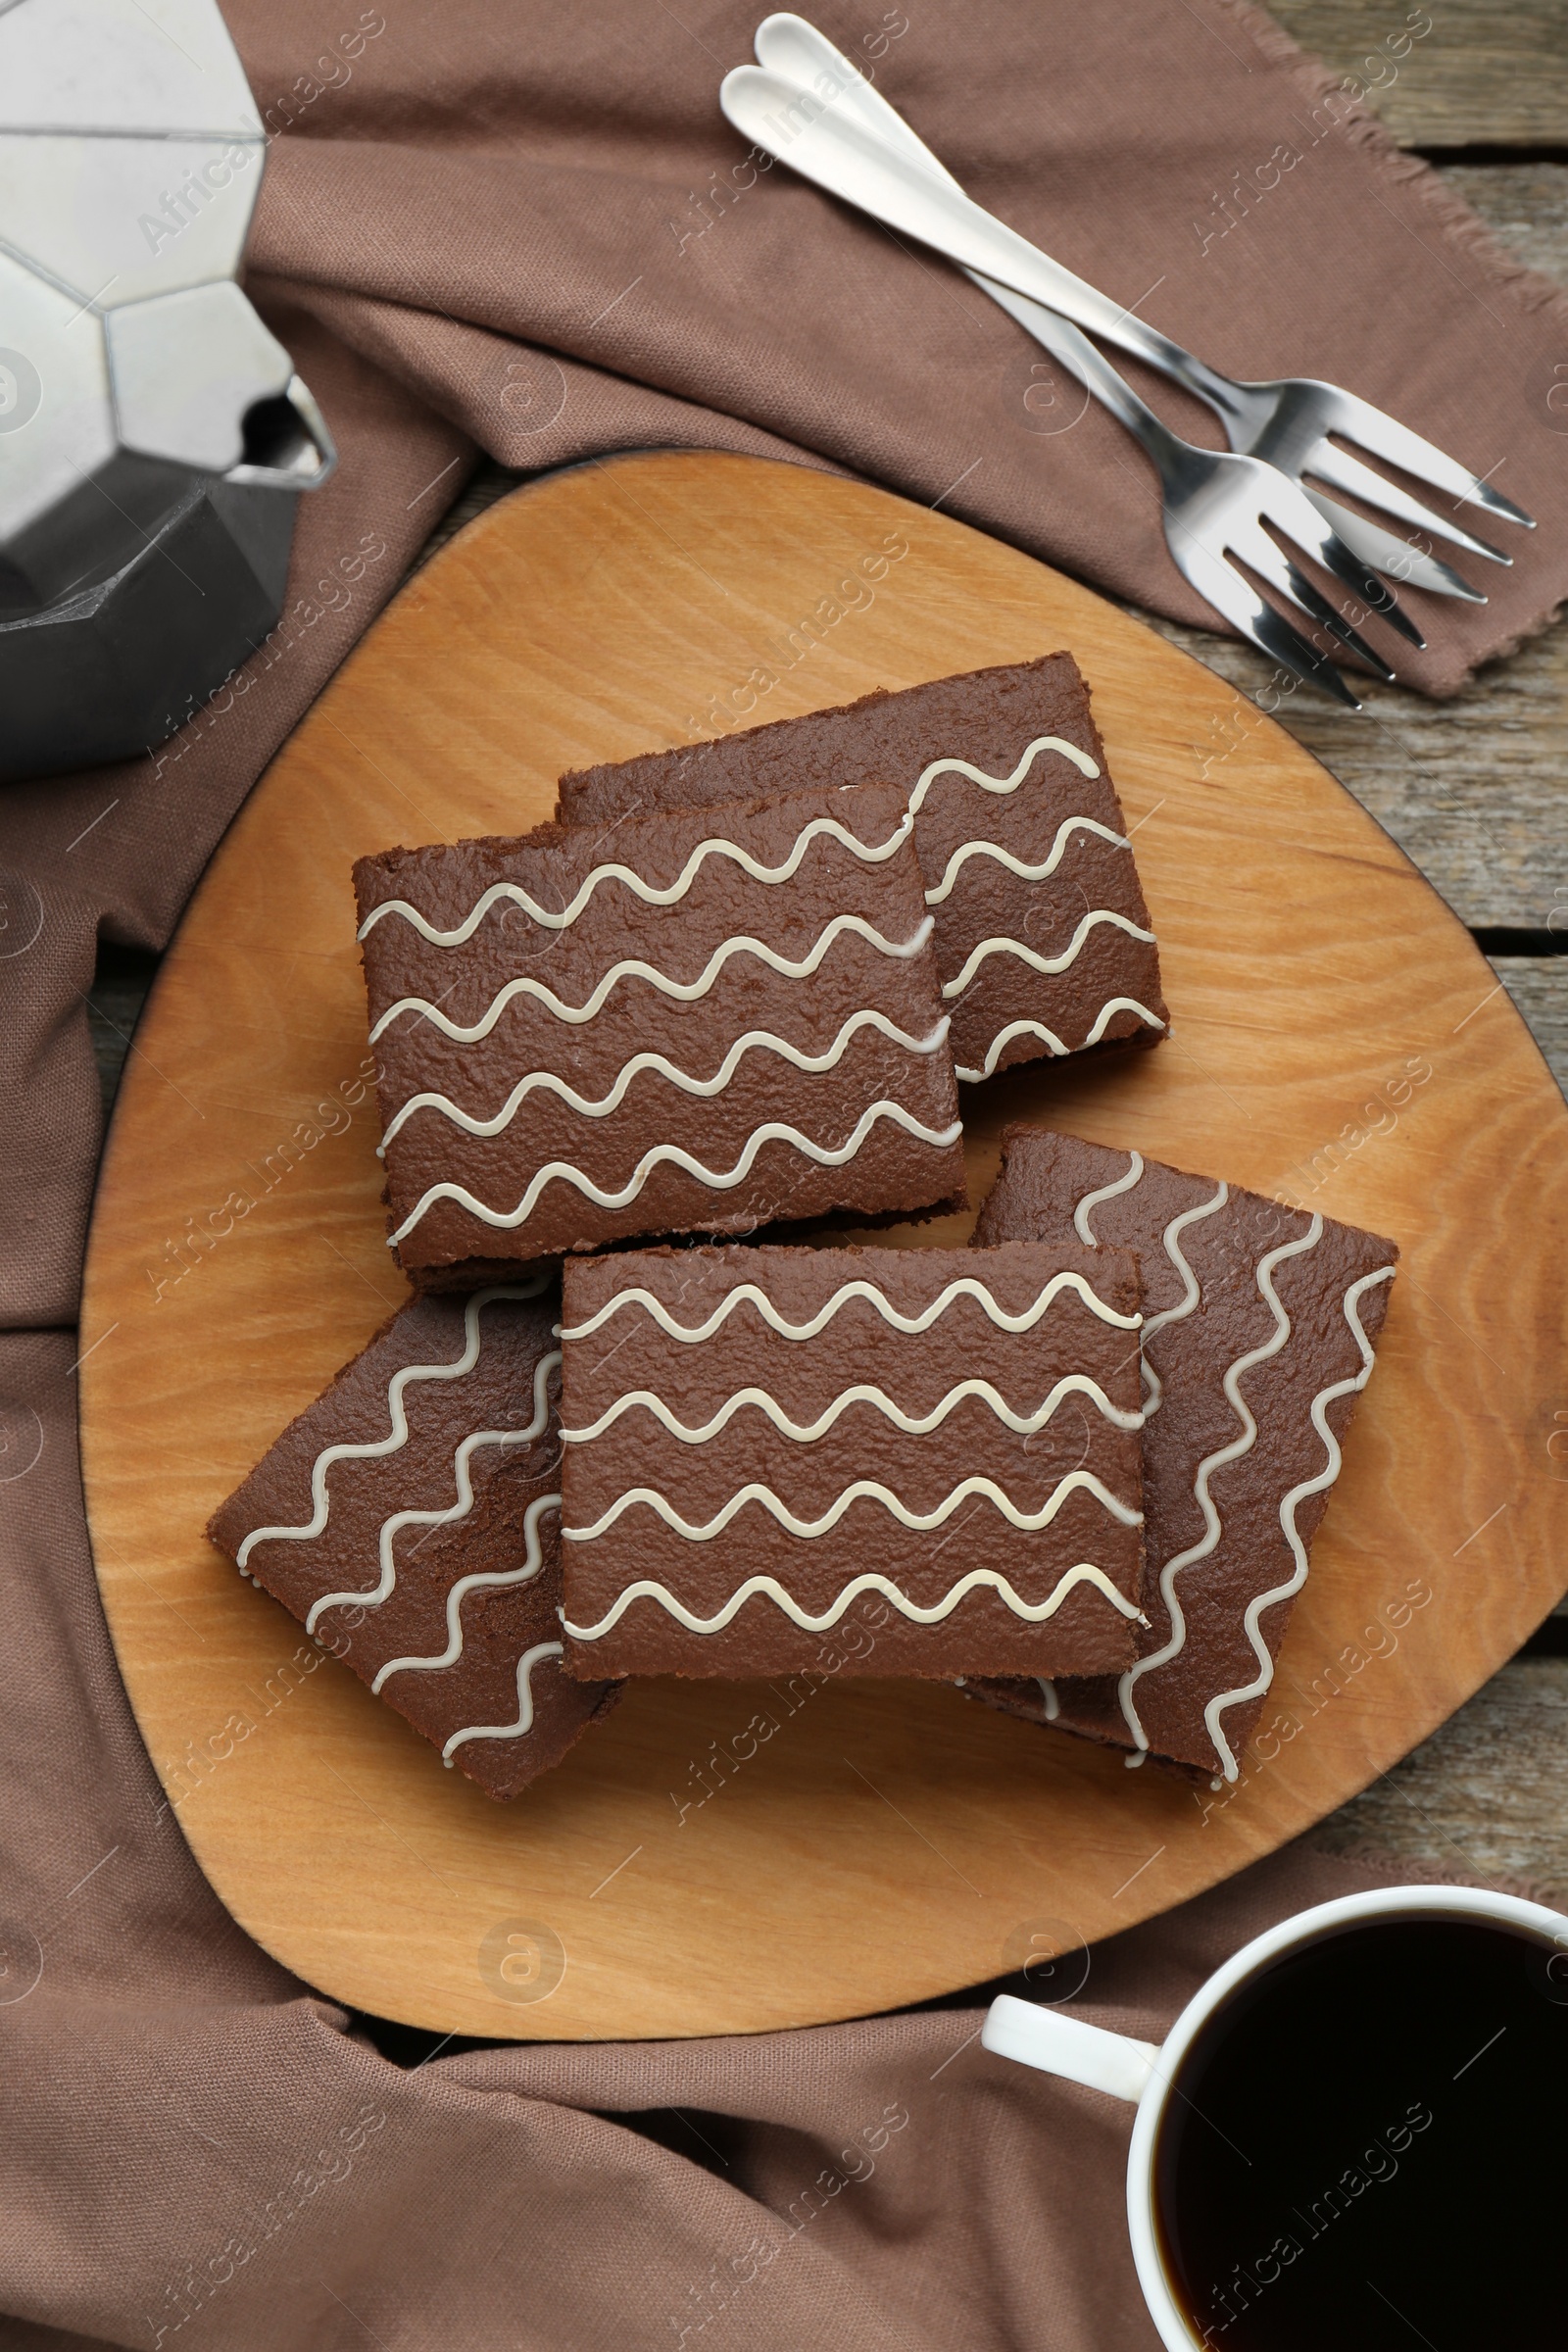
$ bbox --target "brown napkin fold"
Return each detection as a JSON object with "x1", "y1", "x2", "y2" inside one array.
[{"x1": 0, "y1": 2, "x2": 1558, "y2": 2338}]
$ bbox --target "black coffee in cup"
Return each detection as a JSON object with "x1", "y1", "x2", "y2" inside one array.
[{"x1": 1155, "y1": 1916, "x2": 1567, "y2": 2347}]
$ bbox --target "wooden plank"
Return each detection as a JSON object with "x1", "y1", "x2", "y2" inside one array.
[
  {"x1": 1306, "y1": 1658, "x2": 1568, "y2": 1901},
  {"x1": 1494, "y1": 958, "x2": 1568, "y2": 1098},
  {"x1": 76, "y1": 451, "x2": 1568, "y2": 2036},
  {"x1": 1444, "y1": 161, "x2": 1568, "y2": 273},
  {"x1": 1266, "y1": 0, "x2": 1568, "y2": 149}
]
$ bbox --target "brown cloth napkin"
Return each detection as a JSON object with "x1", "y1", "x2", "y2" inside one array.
[{"x1": 0, "y1": 1, "x2": 1553, "y2": 2340}]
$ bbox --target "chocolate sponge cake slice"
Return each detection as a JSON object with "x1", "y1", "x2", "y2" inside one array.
[
  {"x1": 355, "y1": 781, "x2": 964, "y2": 1286},
  {"x1": 966, "y1": 1129, "x2": 1397, "y2": 1782},
  {"x1": 556, "y1": 654, "x2": 1167, "y2": 1086},
  {"x1": 558, "y1": 1239, "x2": 1147, "y2": 1683},
  {"x1": 208, "y1": 1280, "x2": 618, "y2": 1800}
]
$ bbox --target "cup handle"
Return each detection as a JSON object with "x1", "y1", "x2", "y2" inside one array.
[{"x1": 982, "y1": 1993, "x2": 1158, "y2": 2104}]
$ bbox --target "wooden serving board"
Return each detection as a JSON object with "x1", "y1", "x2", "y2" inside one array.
[{"x1": 78, "y1": 452, "x2": 1568, "y2": 2041}]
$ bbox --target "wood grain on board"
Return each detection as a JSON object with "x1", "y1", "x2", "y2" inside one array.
[{"x1": 76, "y1": 453, "x2": 1568, "y2": 2038}]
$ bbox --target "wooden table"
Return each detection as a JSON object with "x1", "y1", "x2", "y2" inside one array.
[{"x1": 87, "y1": 2, "x2": 1568, "y2": 1944}]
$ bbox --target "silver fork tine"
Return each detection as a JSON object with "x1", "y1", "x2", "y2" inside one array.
[
  {"x1": 1278, "y1": 563, "x2": 1396, "y2": 681},
  {"x1": 1260, "y1": 478, "x2": 1427, "y2": 648},
  {"x1": 1302, "y1": 493, "x2": 1489, "y2": 603},
  {"x1": 1180, "y1": 540, "x2": 1362, "y2": 710},
  {"x1": 1229, "y1": 524, "x2": 1397, "y2": 681},
  {"x1": 1304, "y1": 440, "x2": 1509, "y2": 564},
  {"x1": 1321, "y1": 388, "x2": 1536, "y2": 530}
]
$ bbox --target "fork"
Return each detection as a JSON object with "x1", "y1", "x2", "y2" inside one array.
[
  {"x1": 748, "y1": 24, "x2": 1485, "y2": 609},
  {"x1": 744, "y1": 16, "x2": 1533, "y2": 606},
  {"x1": 723, "y1": 72, "x2": 1417, "y2": 701},
  {"x1": 978, "y1": 298, "x2": 1406, "y2": 701}
]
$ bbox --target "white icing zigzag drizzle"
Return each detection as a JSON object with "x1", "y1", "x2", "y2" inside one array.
[
  {"x1": 443, "y1": 1640, "x2": 564, "y2": 1767},
  {"x1": 303, "y1": 1349, "x2": 560, "y2": 1634},
  {"x1": 561, "y1": 1370, "x2": 1143, "y2": 1447},
  {"x1": 955, "y1": 999, "x2": 1164, "y2": 1084},
  {"x1": 235, "y1": 1280, "x2": 550, "y2": 1572},
  {"x1": 387, "y1": 1100, "x2": 962, "y2": 1247},
  {"x1": 906, "y1": 735, "x2": 1101, "y2": 815},
  {"x1": 1116, "y1": 1217, "x2": 1327, "y2": 1755},
  {"x1": 564, "y1": 1467, "x2": 1143, "y2": 1545},
  {"x1": 359, "y1": 811, "x2": 913, "y2": 947},
  {"x1": 904, "y1": 738, "x2": 1159, "y2": 1072},
  {"x1": 373, "y1": 1493, "x2": 558, "y2": 1691},
  {"x1": 563, "y1": 1560, "x2": 1142, "y2": 1643},
  {"x1": 561, "y1": 1269, "x2": 1141, "y2": 1346},
  {"x1": 377, "y1": 1010, "x2": 950, "y2": 1152},
  {"x1": 940, "y1": 908, "x2": 1156, "y2": 1001},
  {"x1": 1073, "y1": 1152, "x2": 1146, "y2": 1245},
  {"x1": 368, "y1": 912, "x2": 934, "y2": 1043},
  {"x1": 1069, "y1": 1155, "x2": 1230, "y2": 1414},
  {"x1": 1139, "y1": 1184, "x2": 1230, "y2": 1416},
  {"x1": 1202, "y1": 1267, "x2": 1395, "y2": 1781},
  {"x1": 923, "y1": 814, "x2": 1127, "y2": 906}
]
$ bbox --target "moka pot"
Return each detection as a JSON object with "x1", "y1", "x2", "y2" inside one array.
[{"x1": 0, "y1": 0, "x2": 337, "y2": 781}]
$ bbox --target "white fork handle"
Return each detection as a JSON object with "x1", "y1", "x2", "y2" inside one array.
[
  {"x1": 983, "y1": 1993, "x2": 1159, "y2": 2103},
  {"x1": 755, "y1": 18, "x2": 1103, "y2": 341},
  {"x1": 722, "y1": 63, "x2": 1203, "y2": 389},
  {"x1": 723, "y1": 65, "x2": 1179, "y2": 456},
  {"x1": 751, "y1": 16, "x2": 1207, "y2": 392}
]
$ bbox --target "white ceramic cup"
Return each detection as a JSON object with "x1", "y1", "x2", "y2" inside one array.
[{"x1": 981, "y1": 1883, "x2": 1568, "y2": 2352}]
